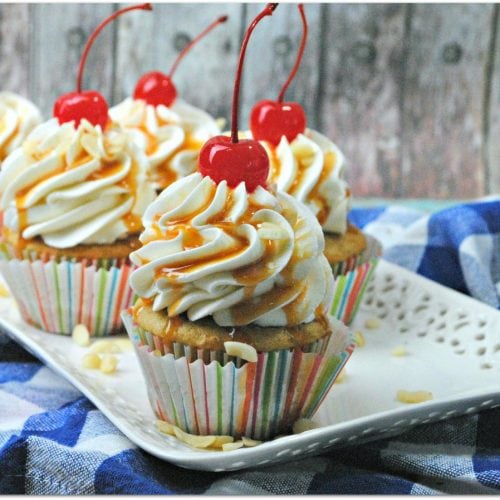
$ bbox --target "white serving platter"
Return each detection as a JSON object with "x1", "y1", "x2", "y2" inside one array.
[{"x1": 1, "y1": 259, "x2": 499, "y2": 472}]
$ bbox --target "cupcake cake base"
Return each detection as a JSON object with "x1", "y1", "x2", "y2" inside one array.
[{"x1": 122, "y1": 306, "x2": 354, "y2": 441}]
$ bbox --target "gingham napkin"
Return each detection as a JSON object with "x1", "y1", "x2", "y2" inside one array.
[{"x1": 1, "y1": 198, "x2": 499, "y2": 494}]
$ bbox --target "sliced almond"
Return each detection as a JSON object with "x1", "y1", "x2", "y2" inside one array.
[
  {"x1": 396, "y1": 390, "x2": 433, "y2": 404},
  {"x1": 224, "y1": 341, "x2": 257, "y2": 363},
  {"x1": 72, "y1": 324, "x2": 91, "y2": 347},
  {"x1": 211, "y1": 435, "x2": 235, "y2": 448},
  {"x1": 89, "y1": 340, "x2": 121, "y2": 354},
  {"x1": 115, "y1": 338, "x2": 133, "y2": 352},
  {"x1": 222, "y1": 440, "x2": 244, "y2": 452},
  {"x1": 354, "y1": 331, "x2": 365, "y2": 347},
  {"x1": 100, "y1": 354, "x2": 118, "y2": 374},
  {"x1": 293, "y1": 418, "x2": 320, "y2": 434},
  {"x1": 334, "y1": 367, "x2": 347, "y2": 384},
  {"x1": 364, "y1": 317, "x2": 381, "y2": 330},
  {"x1": 156, "y1": 420, "x2": 176, "y2": 436},
  {"x1": 81, "y1": 353, "x2": 101, "y2": 369},
  {"x1": 173, "y1": 427, "x2": 216, "y2": 449},
  {"x1": 241, "y1": 436, "x2": 261, "y2": 447},
  {"x1": 391, "y1": 346, "x2": 408, "y2": 357}
]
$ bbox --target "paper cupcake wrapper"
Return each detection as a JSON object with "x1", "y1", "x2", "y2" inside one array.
[
  {"x1": 0, "y1": 245, "x2": 135, "y2": 336},
  {"x1": 122, "y1": 311, "x2": 354, "y2": 441},
  {"x1": 329, "y1": 234, "x2": 382, "y2": 325}
]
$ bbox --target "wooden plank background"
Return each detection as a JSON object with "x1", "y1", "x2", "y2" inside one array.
[{"x1": 0, "y1": 2, "x2": 498, "y2": 200}]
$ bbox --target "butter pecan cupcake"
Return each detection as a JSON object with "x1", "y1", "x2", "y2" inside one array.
[
  {"x1": 0, "y1": 118, "x2": 156, "y2": 335},
  {"x1": 122, "y1": 172, "x2": 353, "y2": 440}
]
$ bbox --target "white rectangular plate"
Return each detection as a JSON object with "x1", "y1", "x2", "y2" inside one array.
[{"x1": 1, "y1": 260, "x2": 499, "y2": 472}]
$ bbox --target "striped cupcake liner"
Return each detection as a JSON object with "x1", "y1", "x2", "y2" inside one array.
[
  {"x1": 0, "y1": 245, "x2": 135, "y2": 336},
  {"x1": 330, "y1": 234, "x2": 382, "y2": 325},
  {"x1": 122, "y1": 311, "x2": 354, "y2": 441}
]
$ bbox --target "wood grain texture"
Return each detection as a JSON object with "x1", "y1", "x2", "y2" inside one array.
[
  {"x1": 319, "y1": 4, "x2": 407, "y2": 198},
  {"x1": 0, "y1": 4, "x2": 31, "y2": 97},
  {"x1": 114, "y1": 3, "x2": 243, "y2": 121},
  {"x1": 240, "y1": 3, "x2": 322, "y2": 130},
  {"x1": 485, "y1": 5, "x2": 500, "y2": 195},
  {"x1": 401, "y1": 4, "x2": 494, "y2": 198},
  {"x1": 30, "y1": 3, "x2": 116, "y2": 117}
]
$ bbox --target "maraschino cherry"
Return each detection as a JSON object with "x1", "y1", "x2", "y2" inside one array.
[
  {"x1": 250, "y1": 4, "x2": 307, "y2": 146},
  {"x1": 199, "y1": 4, "x2": 278, "y2": 193},
  {"x1": 133, "y1": 15, "x2": 228, "y2": 108},
  {"x1": 54, "y1": 3, "x2": 152, "y2": 129}
]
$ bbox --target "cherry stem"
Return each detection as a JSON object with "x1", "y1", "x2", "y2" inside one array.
[
  {"x1": 76, "y1": 3, "x2": 153, "y2": 93},
  {"x1": 168, "y1": 15, "x2": 228, "y2": 79},
  {"x1": 277, "y1": 4, "x2": 307, "y2": 103},
  {"x1": 231, "y1": 3, "x2": 278, "y2": 143}
]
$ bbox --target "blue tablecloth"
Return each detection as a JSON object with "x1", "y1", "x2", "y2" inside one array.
[{"x1": 1, "y1": 199, "x2": 499, "y2": 494}]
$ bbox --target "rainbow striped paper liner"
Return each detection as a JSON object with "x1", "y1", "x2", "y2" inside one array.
[
  {"x1": 329, "y1": 234, "x2": 382, "y2": 325},
  {"x1": 0, "y1": 243, "x2": 135, "y2": 336},
  {"x1": 122, "y1": 311, "x2": 354, "y2": 441}
]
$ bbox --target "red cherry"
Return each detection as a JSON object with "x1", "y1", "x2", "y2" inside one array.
[
  {"x1": 133, "y1": 71, "x2": 177, "y2": 107},
  {"x1": 198, "y1": 4, "x2": 277, "y2": 192},
  {"x1": 54, "y1": 91, "x2": 109, "y2": 129},
  {"x1": 250, "y1": 99, "x2": 306, "y2": 145},
  {"x1": 54, "y1": 3, "x2": 152, "y2": 128},
  {"x1": 250, "y1": 4, "x2": 308, "y2": 145},
  {"x1": 134, "y1": 15, "x2": 227, "y2": 108},
  {"x1": 199, "y1": 136, "x2": 269, "y2": 191}
]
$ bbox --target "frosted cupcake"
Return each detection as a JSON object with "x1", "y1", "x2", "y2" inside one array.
[
  {"x1": 0, "y1": 92, "x2": 42, "y2": 163},
  {"x1": 110, "y1": 15, "x2": 227, "y2": 191},
  {"x1": 0, "y1": 4, "x2": 156, "y2": 335},
  {"x1": 0, "y1": 118, "x2": 155, "y2": 335},
  {"x1": 109, "y1": 98, "x2": 220, "y2": 191},
  {"x1": 248, "y1": 4, "x2": 380, "y2": 325},
  {"x1": 122, "y1": 172, "x2": 352, "y2": 440},
  {"x1": 122, "y1": 4, "x2": 353, "y2": 441}
]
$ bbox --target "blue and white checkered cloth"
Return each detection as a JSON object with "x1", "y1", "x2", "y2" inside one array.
[{"x1": 1, "y1": 199, "x2": 499, "y2": 494}]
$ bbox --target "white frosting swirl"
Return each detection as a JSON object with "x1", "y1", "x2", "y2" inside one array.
[
  {"x1": 0, "y1": 118, "x2": 156, "y2": 248},
  {"x1": 241, "y1": 129, "x2": 350, "y2": 235},
  {"x1": 109, "y1": 97, "x2": 220, "y2": 190},
  {"x1": 0, "y1": 92, "x2": 42, "y2": 162},
  {"x1": 130, "y1": 172, "x2": 333, "y2": 327}
]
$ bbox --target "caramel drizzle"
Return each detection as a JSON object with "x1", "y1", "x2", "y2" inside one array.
[{"x1": 0, "y1": 122, "x2": 20, "y2": 161}]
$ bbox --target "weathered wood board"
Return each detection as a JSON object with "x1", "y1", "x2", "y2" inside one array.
[
  {"x1": 0, "y1": 4, "x2": 31, "y2": 98},
  {"x1": 114, "y1": 3, "x2": 243, "y2": 121},
  {"x1": 30, "y1": 3, "x2": 116, "y2": 117},
  {"x1": 0, "y1": 3, "x2": 497, "y2": 199},
  {"x1": 319, "y1": 4, "x2": 408, "y2": 198},
  {"x1": 240, "y1": 3, "x2": 322, "y2": 130},
  {"x1": 400, "y1": 4, "x2": 494, "y2": 199},
  {"x1": 486, "y1": 5, "x2": 500, "y2": 195}
]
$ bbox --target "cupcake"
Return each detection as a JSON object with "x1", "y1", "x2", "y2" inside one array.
[
  {"x1": 109, "y1": 97, "x2": 220, "y2": 191},
  {"x1": 122, "y1": 172, "x2": 353, "y2": 440},
  {"x1": 248, "y1": 4, "x2": 380, "y2": 325},
  {"x1": 0, "y1": 92, "x2": 42, "y2": 163},
  {"x1": 254, "y1": 129, "x2": 381, "y2": 325},
  {"x1": 109, "y1": 14, "x2": 227, "y2": 192},
  {"x1": 0, "y1": 118, "x2": 156, "y2": 335}
]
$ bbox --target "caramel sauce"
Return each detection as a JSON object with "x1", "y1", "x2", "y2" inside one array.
[
  {"x1": 267, "y1": 146, "x2": 281, "y2": 184},
  {"x1": 123, "y1": 213, "x2": 142, "y2": 234},
  {"x1": 0, "y1": 122, "x2": 20, "y2": 161},
  {"x1": 153, "y1": 232, "x2": 248, "y2": 283},
  {"x1": 230, "y1": 284, "x2": 298, "y2": 326},
  {"x1": 233, "y1": 240, "x2": 277, "y2": 286},
  {"x1": 308, "y1": 151, "x2": 335, "y2": 225},
  {"x1": 282, "y1": 283, "x2": 307, "y2": 326},
  {"x1": 164, "y1": 314, "x2": 182, "y2": 340}
]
